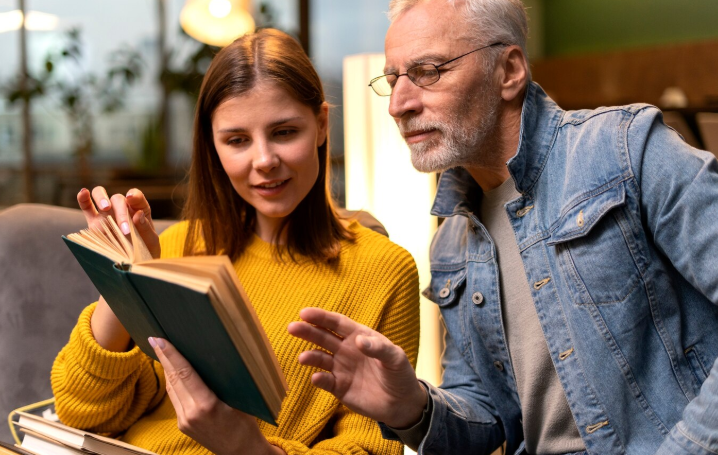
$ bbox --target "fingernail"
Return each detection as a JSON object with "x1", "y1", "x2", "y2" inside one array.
[
  {"x1": 121, "y1": 222, "x2": 130, "y2": 235},
  {"x1": 139, "y1": 210, "x2": 146, "y2": 224},
  {"x1": 156, "y1": 338, "x2": 166, "y2": 349},
  {"x1": 148, "y1": 337, "x2": 157, "y2": 348},
  {"x1": 100, "y1": 199, "x2": 110, "y2": 210},
  {"x1": 360, "y1": 336, "x2": 371, "y2": 350},
  {"x1": 78, "y1": 188, "x2": 86, "y2": 196},
  {"x1": 126, "y1": 191, "x2": 133, "y2": 198}
]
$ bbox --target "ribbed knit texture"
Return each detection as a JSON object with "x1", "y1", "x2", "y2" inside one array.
[{"x1": 51, "y1": 220, "x2": 420, "y2": 454}]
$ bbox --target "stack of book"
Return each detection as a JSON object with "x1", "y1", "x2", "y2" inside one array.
[{"x1": 5, "y1": 411, "x2": 156, "y2": 455}]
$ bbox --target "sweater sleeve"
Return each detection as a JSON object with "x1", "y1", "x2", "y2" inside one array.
[
  {"x1": 51, "y1": 303, "x2": 166, "y2": 434},
  {"x1": 266, "y1": 247, "x2": 421, "y2": 455}
]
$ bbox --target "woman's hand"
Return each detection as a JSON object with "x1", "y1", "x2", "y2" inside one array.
[
  {"x1": 78, "y1": 186, "x2": 161, "y2": 352},
  {"x1": 77, "y1": 186, "x2": 160, "y2": 258},
  {"x1": 149, "y1": 337, "x2": 285, "y2": 455}
]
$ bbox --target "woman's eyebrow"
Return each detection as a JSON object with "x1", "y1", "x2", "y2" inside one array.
[{"x1": 216, "y1": 117, "x2": 304, "y2": 134}]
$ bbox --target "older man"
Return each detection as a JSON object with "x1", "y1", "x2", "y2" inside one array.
[{"x1": 288, "y1": 1, "x2": 718, "y2": 454}]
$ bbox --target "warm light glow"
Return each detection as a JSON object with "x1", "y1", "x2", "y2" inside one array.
[
  {"x1": 343, "y1": 54, "x2": 442, "y2": 397},
  {"x1": 180, "y1": 0, "x2": 254, "y2": 47},
  {"x1": 0, "y1": 10, "x2": 59, "y2": 33},
  {"x1": 208, "y1": 0, "x2": 232, "y2": 19}
]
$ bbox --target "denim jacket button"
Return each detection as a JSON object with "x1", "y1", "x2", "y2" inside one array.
[
  {"x1": 439, "y1": 287, "x2": 450, "y2": 298},
  {"x1": 493, "y1": 361, "x2": 504, "y2": 371},
  {"x1": 472, "y1": 292, "x2": 484, "y2": 305}
]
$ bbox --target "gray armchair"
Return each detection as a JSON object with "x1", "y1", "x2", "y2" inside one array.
[{"x1": 0, "y1": 204, "x2": 174, "y2": 443}]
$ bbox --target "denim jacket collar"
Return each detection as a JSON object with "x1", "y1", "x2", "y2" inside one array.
[{"x1": 431, "y1": 81, "x2": 565, "y2": 218}]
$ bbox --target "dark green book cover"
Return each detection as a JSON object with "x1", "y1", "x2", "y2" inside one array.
[{"x1": 62, "y1": 237, "x2": 277, "y2": 425}]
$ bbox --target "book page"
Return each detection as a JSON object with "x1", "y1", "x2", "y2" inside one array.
[
  {"x1": 65, "y1": 215, "x2": 153, "y2": 265},
  {"x1": 15, "y1": 413, "x2": 157, "y2": 455},
  {"x1": 14, "y1": 413, "x2": 84, "y2": 449},
  {"x1": 17, "y1": 430, "x2": 83, "y2": 455}
]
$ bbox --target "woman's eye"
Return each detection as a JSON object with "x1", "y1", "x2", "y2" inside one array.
[
  {"x1": 227, "y1": 137, "x2": 245, "y2": 145},
  {"x1": 275, "y1": 129, "x2": 297, "y2": 138}
]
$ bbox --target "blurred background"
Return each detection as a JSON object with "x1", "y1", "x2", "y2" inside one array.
[
  {"x1": 1, "y1": 3, "x2": 717, "y2": 454},
  {"x1": 1, "y1": 0, "x2": 717, "y2": 213}
]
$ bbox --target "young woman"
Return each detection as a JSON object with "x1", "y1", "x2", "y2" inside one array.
[{"x1": 51, "y1": 29, "x2": 420, "y2": 455}]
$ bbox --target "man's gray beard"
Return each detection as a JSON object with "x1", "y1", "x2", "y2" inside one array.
[{"x1": 402, "y1": 86, "x2": 501, "y2": 173}]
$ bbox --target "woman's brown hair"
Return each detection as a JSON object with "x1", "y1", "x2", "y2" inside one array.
[{"x1": 181, "y1": 28, "x2": 353, "y2": 262}]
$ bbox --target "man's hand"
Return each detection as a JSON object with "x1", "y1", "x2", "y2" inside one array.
[
  {"x1": 149, "y1": 337, "x2": 284, "y2": 455},
  {"x1": 287, "y1": 308, "x2": 427, "y2": 429}
]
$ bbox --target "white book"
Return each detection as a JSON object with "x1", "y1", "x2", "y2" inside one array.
[{"x1": 14, "y1": 412, "x2": 157, "y2": 455}]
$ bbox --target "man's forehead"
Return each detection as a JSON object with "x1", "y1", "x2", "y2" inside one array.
[{"x1": 384, "y1": 0, "x2": 472, "y2": 70}]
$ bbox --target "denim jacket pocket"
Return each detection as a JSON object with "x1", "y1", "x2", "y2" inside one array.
[
  {"x1": 423, "y1": 266, "x2": 468, "y2": 307},
  {"x1": 548, "y1": 182, "x2": 643, "y2": 305},
  {"x1": 684, "y1": 344, "x2": 710, "y2": 387}
]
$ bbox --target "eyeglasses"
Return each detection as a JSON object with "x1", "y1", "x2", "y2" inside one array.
[{"x1": 368, "y1": 42, "x2": 506, "y2": 96}]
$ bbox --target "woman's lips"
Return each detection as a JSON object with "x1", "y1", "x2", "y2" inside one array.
[{"x1": 253, "y1": 179, "x2": 290, "y2": 196}]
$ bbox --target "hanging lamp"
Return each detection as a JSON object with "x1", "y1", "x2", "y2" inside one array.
[{"x1": 180, "y1": 0, "x2": 255, "y2": 47}]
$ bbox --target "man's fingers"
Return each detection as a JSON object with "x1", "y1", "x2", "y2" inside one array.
[
  {"x1": 288, "y1": 320, "x2": 343, "y2": 354},
  {"x1": 297, "y1": 349, "x2": 335, "y2": 372},
  {"x1": 297, "y1": 307, "x2": 364, "y2": 339},
  {"x1": 355, "y1": 334, "x2": 408, "y2": 368},
  {"x1": 310, "y1": 371, "x2": 337, "y2": 394}
]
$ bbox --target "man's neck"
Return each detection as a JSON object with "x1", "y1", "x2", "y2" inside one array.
[{"x1": 465, "y1": 94, "x2": 524, "y2": 192}]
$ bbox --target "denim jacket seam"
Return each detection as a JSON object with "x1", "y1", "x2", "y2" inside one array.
[
  {"x1": 675, "y1": 421, "x2": 718, "y2": 455},
  {"x1": 584, "y1": 303, "x2": 671, "y2": 434}
]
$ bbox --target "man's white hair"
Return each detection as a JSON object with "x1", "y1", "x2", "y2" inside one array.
[{"x1": 388, "y1": 0, "x2": 530, "y2": 77}]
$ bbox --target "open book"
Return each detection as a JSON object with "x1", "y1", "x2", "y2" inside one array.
[
  {"x1": 62, "y1": 216, "x2": 287, "y2": 424},
  {"x1": 12, "y1": 411, "x2": 156, "y2": 455}
]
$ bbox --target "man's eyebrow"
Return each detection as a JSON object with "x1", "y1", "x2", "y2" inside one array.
[{"x1": 384, "y1": 53, "x2": 449, "y2": 74}]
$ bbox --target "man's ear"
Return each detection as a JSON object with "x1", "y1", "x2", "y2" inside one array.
[
  {"x1": 496, "y1": 46, "x2": 529, "y2": 102},
  {"x1": 317, "y1": 102, "x2": 329, "y2": 146}
]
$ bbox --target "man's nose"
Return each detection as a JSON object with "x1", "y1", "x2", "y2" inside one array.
[{"x1": 388, "y1": 76, "x2": 423, "y2": 121}]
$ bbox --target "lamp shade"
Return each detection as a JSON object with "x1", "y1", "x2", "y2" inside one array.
[{"x1": 180, "y1": 0, "x2": 255, "y2": 47}]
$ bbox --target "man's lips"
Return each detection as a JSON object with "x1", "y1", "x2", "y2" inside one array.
[{"x1": 402, "y1": 129, "x2": 438, "y2": 144}]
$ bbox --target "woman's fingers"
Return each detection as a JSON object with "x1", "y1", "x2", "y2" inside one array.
[
  {"x1": 126, "y1": 189, "x2": 154, "y2": 228},
  {"x1": 109, "y1": 193, "x2": 132, "y2": 235},
  {"x1": 151, "y1": 337, "x2": 214, "y2": 401},
  {"x1": 77, "y1": 188, "x2": 100, "y2": 226},
  {"x1": 91, "y1": 186, "x2": 112, "y2": 213},
  {"x1": 133, "y1": 210, "x2": 161, "y2": 258}
]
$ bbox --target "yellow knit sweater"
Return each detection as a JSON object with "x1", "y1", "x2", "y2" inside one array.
[{"x1": 51, "y1": 220, "x2": 420, "y2": 455}]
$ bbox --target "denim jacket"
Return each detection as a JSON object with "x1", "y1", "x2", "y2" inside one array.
[{"x1": 403, "y1": 82, "x2": 718, "y2": 455}]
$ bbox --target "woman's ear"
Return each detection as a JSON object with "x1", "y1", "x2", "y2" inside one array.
[{"x1": 317, "y1": 102, "x2": 329, "y2": 147}]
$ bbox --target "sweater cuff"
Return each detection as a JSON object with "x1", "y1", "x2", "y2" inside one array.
[{"x1": 71, "y1": 303, "x2": 146, "y2": 379}]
